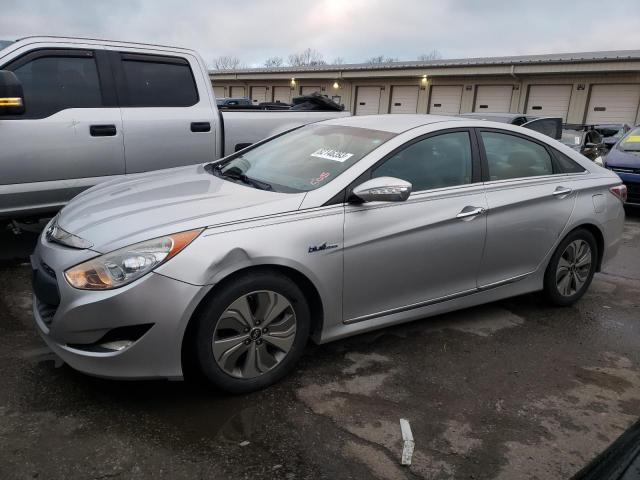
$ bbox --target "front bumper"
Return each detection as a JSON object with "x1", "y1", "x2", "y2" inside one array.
[{"x1": 32, "y1": 233, "x2": 210, "y2": 380}]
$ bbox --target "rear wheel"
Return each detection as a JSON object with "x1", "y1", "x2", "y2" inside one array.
[
  {"x1": 543, "y1": 229, "x2": 598, "y2": 306},
  {"x1": 193, "y1": 271, "x2": 310, "y2": 393}
]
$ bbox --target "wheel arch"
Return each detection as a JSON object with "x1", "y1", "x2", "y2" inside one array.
[
  {"x1": 572, "y1": 223, "x2": 605, "y2": 272},
  {"x1": 180, "y1": 264, "x2": 325, "y2": 377},
  {"x1": 554, "y1": 223, "x2": 605, "y2": 273}
]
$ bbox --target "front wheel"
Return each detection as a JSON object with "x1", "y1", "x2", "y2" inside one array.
[
  {"x1": 193, "y1": 271, "x2": 310, "y2": 393},
  {"x1": 543, "y1": 229, "x2": 598, "y2": 306}
]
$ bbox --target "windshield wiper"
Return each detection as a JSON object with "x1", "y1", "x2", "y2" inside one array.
[{"x1": 207, "y1": 163, "x2": 273, "y2": 191}]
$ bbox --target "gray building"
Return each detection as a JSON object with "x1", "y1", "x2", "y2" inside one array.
[{"x1": 210, "y1": 50, "x2": 640, "y2": 124}]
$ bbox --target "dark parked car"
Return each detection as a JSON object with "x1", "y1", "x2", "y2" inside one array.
[
  {"x1": 459, "y1": 112, "x2": 562, "y2": 140},
  {"x1": 216, "y1": 97, "x2": 252, "y2": 108},
  {"x1": 594, "y1": 123, "x2": 632, "y2": 149},
  {"x1": 604, "y1": 125, "x2": 640, "y2": 205},
  {"x1": 560, "y1": 125, "x2": 608, "y2": 164}
]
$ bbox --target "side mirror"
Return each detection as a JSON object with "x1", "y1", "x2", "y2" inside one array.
[
  {"x1": 351, "y1": 177, "x2": 412, "y2": 203},
  {"x1": 0, "y1": 70, "x2": 25, "y2": 115}
]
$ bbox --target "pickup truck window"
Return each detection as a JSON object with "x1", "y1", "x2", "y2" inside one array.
[
  {"x1": 9, "y1": 53, "x2": 102, "y2": 119},
  {"x1": 212, "y1": 124, "x2": 395, "y2": 193},
  {"x1": 119, "y1": 55, "x2": 198, "y2": 107}
]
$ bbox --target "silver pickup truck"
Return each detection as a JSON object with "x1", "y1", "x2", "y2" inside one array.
[{"x1": 0, "y1": 36, "x2": 350, "y2": 220}]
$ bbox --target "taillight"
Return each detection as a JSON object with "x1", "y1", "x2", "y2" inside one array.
[{"x1": 610, "y1": 184, "x2": 627, "y2": 203}]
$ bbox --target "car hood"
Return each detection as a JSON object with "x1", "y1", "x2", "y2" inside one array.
[
  {"x1": 605, "y1": 148, "x2": 640, "y2": 169},
  {"x1": 56, "y1": 164, "x2": 306, "y2": 253}
]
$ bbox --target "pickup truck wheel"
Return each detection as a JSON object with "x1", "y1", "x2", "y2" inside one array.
[
  {"x1": 543, "y1": 228, "x2": 597, "y2": 307},
  {"x1": 193, "y1": 272, "x2": 310, "y2": 393}
]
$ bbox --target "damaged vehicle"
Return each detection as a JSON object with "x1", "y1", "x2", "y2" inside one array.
[
  {"x1": 560, "y1": 125, "x2": 609, "y2": 164},
  {"x1": 32, "y1": 114, "x2": 625, "y2": 393}
]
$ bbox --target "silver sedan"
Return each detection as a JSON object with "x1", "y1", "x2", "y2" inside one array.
[{"x1": 32, "y1": 115, "x2": 626, "y2": 392}]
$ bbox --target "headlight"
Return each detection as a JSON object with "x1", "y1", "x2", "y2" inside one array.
[
  {"x1": 65, "y1": 229, "x2": 202, "y2": 290},
  {"x1": 594, "y1": 156, "x2": 604, "y2": 166}
]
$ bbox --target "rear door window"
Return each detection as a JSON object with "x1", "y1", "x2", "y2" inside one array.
[
  {"x1": 118, "y1": 54, "x2": 198, "y2": 107},
  {"x1": 480, "y1": 131, "x2": 554, "y2": 180}
]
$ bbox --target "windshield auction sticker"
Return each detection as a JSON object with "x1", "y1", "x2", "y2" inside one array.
[
  {"x1": 624, "y1": 135, "x2": 640, "y2": 143},
  {"x1": 311, "y1": 148, "x2": 354, "y2": 162}
]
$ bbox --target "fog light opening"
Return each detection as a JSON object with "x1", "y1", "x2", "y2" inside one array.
[
  {"x1": 67, "y1": 323, "x2": 153, "y2": 353},
  {"x1": 98, "y1": 340, "x2": 134, "y2": 352}
]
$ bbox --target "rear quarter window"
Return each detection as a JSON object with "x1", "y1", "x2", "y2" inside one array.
[
  {"x1": 552, "y1": 149, "x2": 587, "y2": 174},
  {"x1": 480, "y1": 131, "x2": 554, "y2": 181}
]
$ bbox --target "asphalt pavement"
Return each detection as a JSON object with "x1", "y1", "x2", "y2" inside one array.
[{"x1": 0, "y1": 209, "x2": 639, "y2": 479}]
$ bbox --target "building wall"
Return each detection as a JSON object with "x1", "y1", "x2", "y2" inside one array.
[{"x1": 211, "y1": 70, "x2": 640, "y2": 124}]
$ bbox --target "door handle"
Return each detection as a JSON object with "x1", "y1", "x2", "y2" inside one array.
[
  {"x1": 456, "y1": 206, "x2": 485, "y2": 219},
  {"x1": 552, "y1": 186, "x2": 573, "y2": 197},
  {"x1": 191, "y1": 122, "x2": 211, "y2": 132},
  {"x1": 89, "y1": 124, "x2": 117, "y2": 137}
]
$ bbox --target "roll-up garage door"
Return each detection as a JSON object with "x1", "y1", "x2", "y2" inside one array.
[
  {"x1": 230, "y1": 86, "x2": 245, "y2": 98},
  {"x1": 526, "y1": 85, "x2": 572, "y2": 121},
  {"x1": 474, "y1": 85, "x2": 513, "y2": 112},
  {"x1": 429, "y1": 85, "x2": 463, "y2": 115},
  {"x1": 355, "y1": 86, "x2": 382, "y2": 115},
  {"x1": 213, "y1": 86, "x2": 225, "y2": 99},
  {"x1": 585, "y1": 84, "x2": 640, "y2": 124},
  {"x1": 273, "y1": 86, "x2": 291, "y2": 104},
  {"x1": 301, "y1": 86, "x2": 321, "y2": 95},
  {"x1": 251, "y1": 86, "x2": 267, "y2": 104},
  {"x1": 390, "y1": 86, "x2": 419, "y2": 113}
]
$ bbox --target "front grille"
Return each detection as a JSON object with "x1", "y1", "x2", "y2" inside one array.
[
  {"x1": 41, "y1": 261, "x2": 56, "y2": 278},
  {"x1": 31, "y1": 257, "x2": 61, "y2": 323},
  {"x1": 626, "y1": 182, "x2": 640, "y2": 204},
  {"x1": 36, "y1": 298, "x2": 57, "y2": 326}
]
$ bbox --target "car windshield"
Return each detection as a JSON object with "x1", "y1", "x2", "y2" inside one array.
[
  {"x1": 560, "y1": 129, "x2": 584, "y2": 147},
  {"x1": 595, "y1": 126, "x2": 624, "y2": 138},
  {"x1": 209, "y1": 124, "x2": 395, "y2": 193},
  {"x1": 618, "y1": 127, "x2": 640, "y2": 152},
  {"x1": 0, "y1": 40, "x2": 13, "y2": 51}
]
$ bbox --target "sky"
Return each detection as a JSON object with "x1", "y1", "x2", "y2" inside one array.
[{"x1": 2, "y1": 0, "x2": 640, "y2": 68}]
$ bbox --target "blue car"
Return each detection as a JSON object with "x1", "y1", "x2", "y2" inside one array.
[{"x1": 605, "y1": 126, "x2": 640, "y2": 206}]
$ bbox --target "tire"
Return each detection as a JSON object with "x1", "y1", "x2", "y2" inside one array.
[
  {"x1": 192, "y1": 271, "x2": 310, "y2": 394},
  {"x1": 543, "y1": 228, "x2": 598, "y2": 307}
]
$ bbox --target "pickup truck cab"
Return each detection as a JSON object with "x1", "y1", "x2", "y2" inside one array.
[{"x1": 0, "y1": 37, "x2": 350, "y2": 220}]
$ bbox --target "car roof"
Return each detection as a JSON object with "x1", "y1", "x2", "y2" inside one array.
[
  {"x1": 459, "y1": 112, "x2": 527, "y2": 119},
  {"x1": 320, "y1": 114, "x2": 464, "y2": 133}
]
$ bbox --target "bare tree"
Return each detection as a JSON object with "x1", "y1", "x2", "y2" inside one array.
[
  {"x1": 264, "y1": 56, "x2": 284, "y2": 68},
  {"x1": 212, "y1": 55, "x2": 244, "y2": 70},
  {"x1": 417, "y1": 49, "x2": 443, "y2": 61},
  {"x1": 287, "y1": 48, "x2": 326, "y2": 66},
  {"x1": 332, "y1": 57, "x2": 346, "y2": 65},
  {"x1": 366, "y1": 55, "x2": 398, "y2": 64}
]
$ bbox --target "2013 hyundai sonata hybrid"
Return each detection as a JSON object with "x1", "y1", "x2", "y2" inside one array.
[{"x1": 32, "y1": 115, "x2": 626, "y2": 393}]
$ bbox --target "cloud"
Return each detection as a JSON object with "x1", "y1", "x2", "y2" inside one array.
[{"x1": 1, "y1": 0, "x2": 639, "y2": 68}]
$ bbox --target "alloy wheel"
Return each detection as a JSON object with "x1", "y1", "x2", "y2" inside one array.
[
  {"x1": 212, "y1": 290, "x2": 297, "y2": 379},
  {"x1": 555, "y1": 239, "x2": 592, "y2": 297}
]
